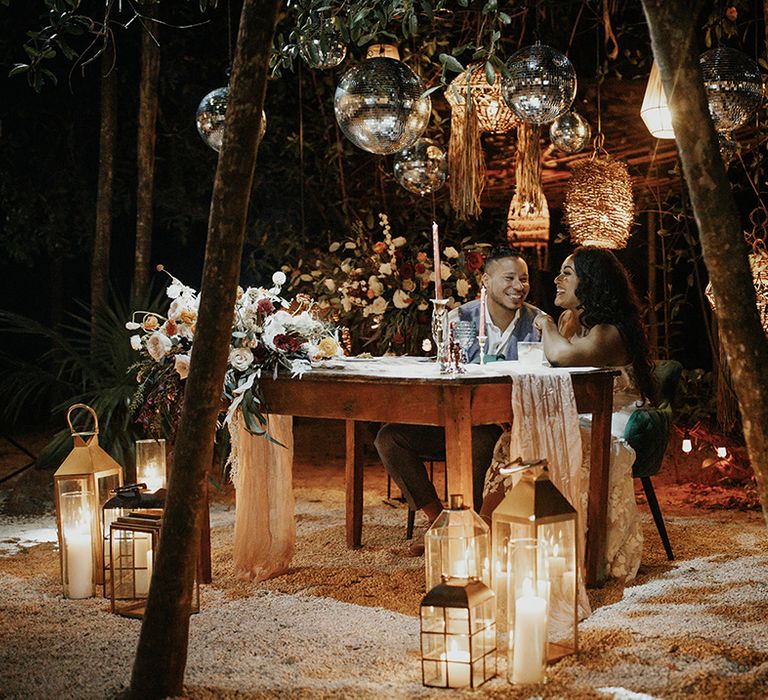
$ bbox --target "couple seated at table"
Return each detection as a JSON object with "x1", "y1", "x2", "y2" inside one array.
[{"x1": 375, "y1": 246, "x2": 657, "y2": 580}]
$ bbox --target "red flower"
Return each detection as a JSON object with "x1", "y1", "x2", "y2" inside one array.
[
  {"x1": 415, "y1": 263, "x2": 427, "y2": 275},
  {"x1": 392, "y1": 332, "x2": 405, "y2": 345},
  {"x1": 725, "y1": 6, "x2": 737, "y2": 21},
  {"x1": 465, "y1": 251, "x2": 484, "y2": 272},
  {"x1": 165, "y1": 319, "x2": 178, "y2": 336},
  {"x1": 399, "y1": 262, "x2": 415, "y2": 280},
  {"x1": 273, "y1": 333, "x2": 302, "y2": 353},
  {"x1": 257, "y1": 298, "x2": 275, "y2": 314}
]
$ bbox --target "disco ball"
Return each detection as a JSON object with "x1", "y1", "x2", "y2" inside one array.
[
  {"x1": 700, "y1": 48, "x2": 761, "y2": 132},
  {"x1": 298, "y1": 17, "x2": 346, "y2": 69},
  {"x1": 392, "y1": 138, "x2": 447, "y2": 196},
  {"x1": 502, "y1": 44, "x2": 576, "y2": 125},
  {"x1": 549, "y1": 110, "x2": 591, "y2": 153},
  {"x1": 334, "y1": 56, "x2": 431, "y2": 155},
  {"x1": 196, "y1": 87, "x2": 266, "y2": 152},
  {"x1": 718, "y1": 132, "x2": 738, "y2": 165}
]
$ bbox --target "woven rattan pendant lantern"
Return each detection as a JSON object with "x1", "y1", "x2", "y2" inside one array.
[
  {"x1": 445, "y1": 63, "x2": 519, "y2": 134},
  {"x1": 565, "y1": 137, "x2": 634, "y2": 249},
  {"x1": 507, "y1": 123, "x2": 550, "y2": 268}
]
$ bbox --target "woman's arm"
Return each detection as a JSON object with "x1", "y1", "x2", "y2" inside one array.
[{"x1": 534, "y1": 314, "x2": 629, "y2": 367}]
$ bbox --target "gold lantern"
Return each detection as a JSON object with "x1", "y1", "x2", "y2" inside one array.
[
  {"x1": 565, "y1": 148, "x2": 634, "y2": 249},
  {"x1": 54, "y1": 404, "x2": 123, "y2": 596},
  {"x1": 420, "y1": 579, "x2": 497, "y2": 689},
  {"x1": 109, "y1": 512, "x2": 200, "y2": 618},
  {"x1": 640, "y1": 62, "x2": 675, "y2": 139},
  {"x1": 135, "y1": 438, "x2": 167, "y2": 493},
  {"x1": 425, "y1": 494, "x2": 490, "y2": 591},
  {"x1": 491, "y1": 463, "x2": 578, "y2": 661}
]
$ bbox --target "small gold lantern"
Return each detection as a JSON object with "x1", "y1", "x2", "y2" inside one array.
[
  {"x1": 420, "y1": 579, "x2": 497, "y2": 689},
  {"x1": 491, "y1": 463, "x2": 578, "y2": 661},
  {"x1": 135, "y1": 438, "x2": 167, "y2": 493},
  {"x1": 54, "y1": 404, "x2": 123, "y2": 596},
  {"x1": 425, "y1": 494, "x2": 490, "y2": 590}
]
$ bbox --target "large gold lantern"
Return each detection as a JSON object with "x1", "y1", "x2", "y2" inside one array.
[
  {"x1": 425, "y1": 494, "x2": 490, "y2": 590},
  {"x1": 54, "y1": 404, "x2": 123, "y2": 596},
  {"x1": 420, "y1": 579, "x2": 497, "y2": 689},
  {"x1": 491, "y1": 464, "x2": 578, "y2": 661}
]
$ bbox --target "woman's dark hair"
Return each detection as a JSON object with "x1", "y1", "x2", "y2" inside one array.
[{"x1": 571, "y1": 246, "x2": 657, "y2": 404}]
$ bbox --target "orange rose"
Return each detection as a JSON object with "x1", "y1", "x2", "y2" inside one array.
[
  {"x1": 373, "y1": 241, "x2": 388, "y2": 254},
  {"x1": 142, "y1": 315, "x2": 159, "y2": 331}
]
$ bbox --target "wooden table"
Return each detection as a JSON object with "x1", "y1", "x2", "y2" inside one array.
[{"x1": 260, "y1": 365, "x2": 617, "y2": 586}]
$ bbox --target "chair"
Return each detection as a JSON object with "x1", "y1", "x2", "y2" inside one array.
[
  {"x1": 622, "y1": 359, "x2": 683, "y2": 561},
  {"x1": 386, "y1": 453, "x2": 447, "y2": 540}
]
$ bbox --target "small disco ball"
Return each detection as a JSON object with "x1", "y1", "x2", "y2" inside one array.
[
  {"x1": 392, "y1": 138, "x2": 447, "y2": 196},
  {"x1": 718, "y1": 132, "x2": 738, "y2": 165},
  {"x1": 502, "y1": 44, "x2": 577, "y2": 125},
  {"x1": 196, "y1": 87, "x2": 266, "y2": 152},
  {"x1": 334, "y1": 56, "x2": 431, "y2": 155},
  {"x1": 700, "y1": 48, "x2": 762, "y2": 132},
  {"x1": 549, "y1": 110, "x2": 591, "y2": 153},
  {"x1": 298, "y1": 17, "x2": 347, "y2": 69}
]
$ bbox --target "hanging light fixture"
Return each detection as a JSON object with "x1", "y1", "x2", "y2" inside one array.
[
  {"x1": 549, "y1": 110, "x2": 591, "y2": 154},
  {"x1": 507, "y1": 123, "x2": 550, "y2": 268},
  {"x1": 700, "y1": 48, "x2": 761, "y2": 133},
  {"x1": 681, "y1": 431, "x2": 692, "y2": 454},
  {"x1": 445, "y1": 63, "x2": 519, "y2": 134},
  {"x1": 196, "y1": 86, "x2": 267, "y2": 152},
  {"x1": 502, "y1": 43, "x2": 577, "y2": 126},
  {"x1": 298, "y1": 14, "x2": 347, "y2": 70},
  {"x1": 392, "y1": 137, "x2": 447, "y2": 196},
  {"x1": 334, "y1": 44, "x2": 431, "y2": 155},
  {"x1": 640, "y1": 61, "x2": 675, "y2": 139}
]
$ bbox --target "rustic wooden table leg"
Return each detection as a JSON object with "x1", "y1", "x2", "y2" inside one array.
[
  {"x1": 442, "y1": 386, "x2": 474, "y2": 506},
  {"x1": 345, "y1": 419, "x2": 365, "y2": 548},
  {"x1": 585, "y1": 375, "x2": 614, "y2": 587}
]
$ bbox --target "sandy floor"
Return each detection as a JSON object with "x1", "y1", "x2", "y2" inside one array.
[{"x1": 1, "y1": 420, "x2": 767, "y2": 699}]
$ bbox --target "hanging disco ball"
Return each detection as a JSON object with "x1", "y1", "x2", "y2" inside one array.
[
  {"x1": 718, "y1": 132, "x2": 738, "y2": 165},
  {"x1": 334, "y1": 50, "x2": 431, "y2": 155},
  {"x1": 700, "y1": 48, "x2": 761, "y2": 132},
  {"x1": 392, "y1": 138, "x2": 447, "y2": 196},
  {"x1": 549, "y1": 110, "x2": 591, "y2": 153},
  {"x1": 196, "y1": 87, "x2": 267, "y2": 152},
  {"x1": 501, "y1": 44, "x2": 577, "y2": 125},
  {"x1": 298, "y1": 17, "x2": 347, "y2": 70}
]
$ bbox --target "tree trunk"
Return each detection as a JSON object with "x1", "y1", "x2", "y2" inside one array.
[
  {"x1": 91, "y1": 45, "x2": 116, "y2": 337},
  {"x1": 127, "y1": 1, "x2": 281, "y2": 697},
  {"x1": 132, "y1": 3, "x2": 161, "y2": 304},
  {"x1": 641, "y1": 0, "x2": 768, "y2": 525}
]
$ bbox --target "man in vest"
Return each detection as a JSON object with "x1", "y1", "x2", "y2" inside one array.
[{"x1": 374, "y1": 247, "x2": 543, "y2": 552}]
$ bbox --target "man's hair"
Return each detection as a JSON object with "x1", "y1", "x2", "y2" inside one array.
[{"x1": 485, "y1": 246, "x2": 525, "y2": 269}]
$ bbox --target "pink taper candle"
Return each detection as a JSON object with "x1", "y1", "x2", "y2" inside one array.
[
  {"x1": 432, "y1": 221, "x2": 443, "y2": 300},
  {"x1": 479, "y1": 286, "x2": 487, "y2": 337}
]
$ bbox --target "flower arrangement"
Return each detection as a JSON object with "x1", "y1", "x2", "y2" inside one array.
[
  {"x1": 127, "y1": 266, "x2": 341, "y2": 438},
  {"x1": 286, "y1": 214, "x2": 486, "y2": 355}
]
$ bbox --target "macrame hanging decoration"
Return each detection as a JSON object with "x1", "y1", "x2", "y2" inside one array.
[
  {"x1": 506, "y1": 122, "x2": 550, "y2": 268},
  {"x1": 565, "y1": 135, "x2": 634, "y2": 249},
  {"x1": 445, "y1": 63, "x2": 517, "y2": 220}
]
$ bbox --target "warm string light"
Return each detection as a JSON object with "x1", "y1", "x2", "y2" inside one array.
[{"x1": 681, "y1": 431, "x2": 692, "y2": 454}]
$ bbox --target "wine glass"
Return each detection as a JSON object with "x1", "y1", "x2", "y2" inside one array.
[{"x1": 453, "y1": 320, "x2": 477, "y2": 365}]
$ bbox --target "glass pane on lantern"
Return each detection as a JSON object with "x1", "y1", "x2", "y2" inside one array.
[
  {"x1": 425, "y1": 494, "x2": 490, "y2": 590},
  {"x1": 110, "y1": 517, "x2": 161, "y2": 618},
  {"x1": 135, "y1": 439, "x2": 167, "y2": 493}
]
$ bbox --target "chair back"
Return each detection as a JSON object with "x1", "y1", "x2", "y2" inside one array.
[{"x1": 623, "y1": 360, "x2": 683, "y2": 479}]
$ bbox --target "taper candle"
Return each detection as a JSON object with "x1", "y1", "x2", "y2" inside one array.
[{"x1": 432, "y1": 221, "x2": 443, "y2": 301}]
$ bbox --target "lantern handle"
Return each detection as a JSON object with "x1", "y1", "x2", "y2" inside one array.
[{"x1": 66, "y1": 403, "x2": 99, "y2": 438}]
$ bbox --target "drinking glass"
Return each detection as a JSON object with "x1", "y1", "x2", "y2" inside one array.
[{"x1": 453, "y1": 320, "x2": 477, "y2": 365}]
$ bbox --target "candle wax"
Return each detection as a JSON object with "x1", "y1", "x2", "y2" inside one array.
[
  {"x1": 65, "y1": 529, "x2": 93, "y2": 599},
  {"x1": 511, "y1": 594, "x2": 547, "y2": 684}
]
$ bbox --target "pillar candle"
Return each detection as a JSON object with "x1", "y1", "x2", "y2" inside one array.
[
  {"x1": 479, "y1": 287, "x2": 487, "y2": 337},
  {"x1": 432, "y1": 221, "x2": 443, "y2": 301},
  {"x1": 511, "y1": 580, "x2": 548, "y2": 684},
  {"x1": 64, "y1": 529, "x2": 93, "y2": 599},
  {"x1": 134, "y1": 536, "x2": 152, "y2": 596},
  {"x1": 440, "y1": 647, "x2": 471, "y2": 688}
]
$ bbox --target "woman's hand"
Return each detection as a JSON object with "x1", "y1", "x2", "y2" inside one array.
[{"x1": 533, "y1": 313, "x2": 555, "y2": 333}]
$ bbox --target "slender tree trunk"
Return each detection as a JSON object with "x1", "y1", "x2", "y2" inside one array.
[
  {"x1": 132, "y1": 3, "x2": 161, "y2": 304},
  {"x1": 641, "y1": 0, "x2": 768, "y2": 525},
  {"x1": 91, "y1": 45, "x2": 116, "y2": 337},
  {"x1": 128, "y1": 1, "x2": 281, "y2": 697}
]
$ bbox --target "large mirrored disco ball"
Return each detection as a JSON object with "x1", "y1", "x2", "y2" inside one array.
[
  {"x1": 298, "y1": 17, "x2": 347, "y2": 69},
  {"x1": 196, "y1": 87, "x2": 266, "y2": 152},
  {"x1": 334, "y1": 57, "x2": 431, "y2": 155},
  {"x1": 393, "y1": 138, "x2": 448, "y2": 195},
  {"x1": 700, "y1": 48, "x2": 761, "y2": 132},
  {"x1": 502, "y1": 44, "x2": 576, "y2": 125},
  {"x1": 549, "y1": 110, "x2": 591, "y2": 153}
]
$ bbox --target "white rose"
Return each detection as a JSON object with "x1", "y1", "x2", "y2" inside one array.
[
  {"x1": 125, "y1": 321, "x2": 141, "y2": 330},
  {"x1": 324, "y1": 278, "x2": 336, "y2": 292},
  {"x1": 341, "y1": 296, "x2": 352, "y2": 312},
  {"x1": 146, "y1": 332, "x2": 172, "y2": 361},
  {"x1": 370, "y1": 296, "x2": 389, "y2": 315},
  {"x1": 393, "y1": 289, "x2": 412, "y2": 309},
  {"x1": 272, "y1": 271, "x2": 287, "y2": 286},
  {"x1": 130, "y1": 335, "x2": 142, "y2": 351},
  {"x1": 422, "y1": 338, "x2": 433, "y2": 352},
  {"x1": 444, "y1": 246, "x2": 459, "y2": 259},
  {"x1": 167, "y1": 283, "x2": 182, "y2": 299},
  {"x1": 378, "y1": 262, "x2": 393, "y2": 275},
  {"x1": 402, "y1": 278, "x2": 416, "y2": 292},
  {"x1": 341, "y1": 261, "x2": 352, "y2": 273},
  {"x1": 391, "y1": 236, "x2": 407, "y2": 247},
  {"x1": 456, "y1": 278, "x2": 470, "y2": 298},
  {"x1": 174, "y1": 353, "x2": 191, "y2": 379},
  {"x1": 367, "y1": 276, "x2": 384, "y2": 295},
  {"x1": 440, "y1": 262, "x2": 451, "y2": 281},
  {"x1": 228, "y1": 347, "x2": 254, "y2": 372}
]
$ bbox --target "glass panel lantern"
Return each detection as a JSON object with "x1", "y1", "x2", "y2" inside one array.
[
  {"x1": 491, "y1": 463, "x2": 578, "y2": 660},
  {"x1": 102, "y1": 484, "x2": 165, "y2": 595},
  {"x1": 420, "y1": 579, "x2": 497, "y2": 689},
  {"x1": 135, "y1": 438, "x2": 167, "y2": 493},
  {"x1": 109, "y1": 514, "x2": 200, "y2": 619},
  {"x1": 425, "y1": 494, "x2": 490, "y2": 590},
  {"x1": 54, "y1": 404, "x2": 123, "y2": 594}
]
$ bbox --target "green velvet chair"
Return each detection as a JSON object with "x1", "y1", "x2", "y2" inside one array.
[{"x1": 622, "y1": 359, "x2": 683, "y2": 560}]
